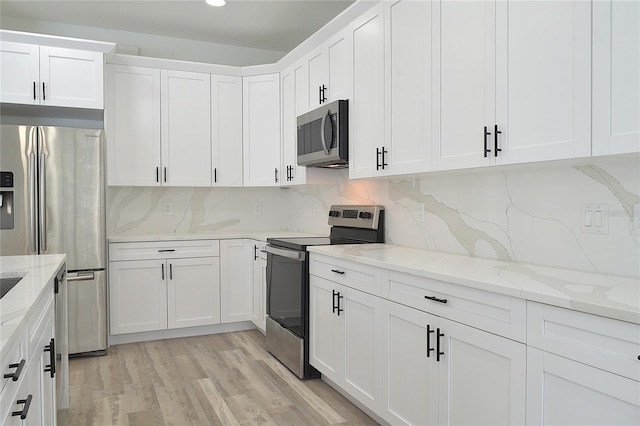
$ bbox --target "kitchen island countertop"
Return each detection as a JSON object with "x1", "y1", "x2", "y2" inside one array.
[
  {"x1": 308, "y1": 244, "x2": 640, "y2": 324},
  {"x1": 0, "y1": 254, "x2": 66, "y2": 357}
]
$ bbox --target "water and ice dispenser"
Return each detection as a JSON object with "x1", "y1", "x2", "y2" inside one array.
[{"x1": 0, "y1": 171, "x2": 14, "y2": 230}]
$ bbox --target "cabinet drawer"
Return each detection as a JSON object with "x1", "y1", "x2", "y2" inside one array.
[
  {"x1": 385, "y1": 271, "x2": 526, "y2": 342},
  {"x1": 527, "y1": 302, "x2": 640, "y2": 381},
  {"x1": 109, "y1": 239, "x2": 220, "y2": 261},
  {"x1": 309, "y1": 254, "x2": 383, "y2": 296}
]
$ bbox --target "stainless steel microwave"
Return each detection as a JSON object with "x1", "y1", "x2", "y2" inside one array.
[{"x1": 297, "y1": 99, "x2": 348, "y2": 168}]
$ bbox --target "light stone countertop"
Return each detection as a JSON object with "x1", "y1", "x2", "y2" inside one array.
[
  {"x1": 108, "y1": 230, "x2": 324, "y2": 243},
  {"x1": 0, "y1": 254, "x2": 66, "y2": 357},
  {"x1": 307, "y1": 244, "x2": 640, "y2": 325}
]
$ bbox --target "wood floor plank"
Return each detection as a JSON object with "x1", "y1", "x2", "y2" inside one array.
[
  {"x1": 155, "y1": 384, "x2": 206, "y2": 426},
  {"x1": 226, "y1": 393, "x2": 280, "y2": 426},
  {"x1": 92, "y1": 394, "x2": 129, "y2": 425},
  {"x1": 127, "y1": 409, "x2": 166, "y2": 426},
  {"x1": 197, "y1": 377, "x2": 240, "y2": 425}
]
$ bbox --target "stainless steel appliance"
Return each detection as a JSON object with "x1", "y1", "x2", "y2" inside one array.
[
  {"x1": 0, "y1": 124, "x2": 107, "y2": 356},
  {"x1": 265, "y1": 205, "x2": 384, "y2": 379},
  {"x1": 297, "y1": 99, "x2": 348, "y2": 168}
]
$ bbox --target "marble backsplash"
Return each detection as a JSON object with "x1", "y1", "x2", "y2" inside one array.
[{"x1": 108, "y1": 156, "x2": 640, "y2": 278}]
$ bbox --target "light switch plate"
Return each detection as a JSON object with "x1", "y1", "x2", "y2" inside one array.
[
  {"x1": 417, "y1": 203, "x2": 425, "y2": 223},
  {"x1": 581, "y1": 204, "x2": 608, "y2": 234},
  {"x1": 253, "y1": 202, "x2": 262, "y2": 215},
  {"x1": 163, "y1": 203, "x2": 173, "y2": 216},
  {"x1": 633, "y1": 204, "x2": 640, "y2": 236}
]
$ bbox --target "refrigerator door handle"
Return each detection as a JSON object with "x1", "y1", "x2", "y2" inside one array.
[
  {"x1": 29, "y1": 151, "x2": 37, "y2": 252},
  {"x1": 39, "y1": 151, "x2": 47, "y2": 251},
  {"x1": 67, "y1": 272, "x2": 95, "y2": 282}
]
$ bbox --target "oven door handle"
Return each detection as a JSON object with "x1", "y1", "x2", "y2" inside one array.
[{"x1": 265, "y1": 245, "x2": 306, "y2": 262}]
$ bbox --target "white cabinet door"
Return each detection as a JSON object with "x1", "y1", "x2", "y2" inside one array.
[
  {"x1": 39, "y1": 47, "x2": 104, "y2": 109},
  {"x1": 243, "y1": 74, "x2": 281, "y2": 186},
  {"x1": 167, "y1": 257, "x2": 220, "y2": 329},
  {"x1": 0, "y1": 42, "x2": 39, "y2": 105},
  {"x1": 281, "y1": 61, "x2": 307, "y2": 186},
  {"x1": 382, "y1": 301, "x2": 439, "y2": 426},
  {"x1": 593, "y1": 0, "x2": 640, "y2": 156},
  {"x1": 438, "y1": 319, "x2": 526, "y2": 426},
  {"x1": 341, "y1": 285, "x2": 382, "y2": 416},
  {"x1": 327, "y1": 30, "x2": 350, "y2": 103},
  {"x1": 251, "y1": 252, "x2": 267, "y2": 333},
  {"x1": 497, "y1": 0, "x2": 591, "y2": 164},
  {"x1": 309, "y1": 276, "x2": 341, "y2": 384},
  {"x1": 161, "y1": 70, "x2": 212, "y2": 186},
  {"x1": 526, "y1": 347, "x2": 640, "y2": 425},
  {"x1": 433, "y1": 0, "x2": 496, "y2": 171},
  {"x1": 39, "y1": 319, "x2": 56, "y2": 426},
  {"x1": 384, "y1": 0, "x2": 433, "y2": 176},
  {"x1": 106, "y1": 64, "x2": 161, "y2": 186},
  {"x1": 211, "y1": 74, "x2": 243, "y2": 187},
  {"x1": 349, "y1": 3, "x2": 386, "y2": 179},
  {"x1": 220, "y1": 240, "x2": 252, "y2": 323},
  {"x1": 307, "y1": 47, "x2": 328, "y2": 110},
  {"x1": 109, "y1": 259, "x2": 167, "y2": 334}
]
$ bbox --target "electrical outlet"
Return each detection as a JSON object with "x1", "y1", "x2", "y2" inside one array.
[
  {"x1": 313, "y1": 202, "x2": 321, "y2": 217},
  {"x1": 633, "y1": 203, "x2": 640, "y2": 236},
  {"x1": 253, "y1": 202, "x2": 262, "y2": 215},
  {"x1": 417, "y1": 202, "x2": 425, "y2": 223},
  {"x1": 581, "y1": 204, "x2": 608, "y2": 234},
  {"x1": 163, "y1": 203, "x2": 173, "y2": 216}
]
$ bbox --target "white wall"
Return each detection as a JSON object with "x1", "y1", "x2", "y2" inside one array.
[
  {"x1": 287, "y1": 156, "x2": 640, "y2": 278},
  {"x1": 0, "y1": 16, "x2": 285, "y2": 66}
]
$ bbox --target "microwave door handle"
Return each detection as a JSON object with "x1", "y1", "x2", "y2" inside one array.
[{"x1": 320, "y1": 111, "x2": 331, "y2": 155}]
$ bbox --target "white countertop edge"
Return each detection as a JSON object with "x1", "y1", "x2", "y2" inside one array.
[
  {"x1": 0, "y1": 254, "x2": 66, "y2": 356},
  {"x1": 307, "y1": 244, "x2": 640, "y2": 325},
  {"x1": 108, "y1": 230, "x2": 324, "y2": 243}
]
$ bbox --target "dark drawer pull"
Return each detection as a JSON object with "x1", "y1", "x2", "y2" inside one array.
[
  {"x1": 331, "y1": 269, "x2": 345, "y2": 275},
  {"x1": 4, "y1": 359, "x2": 25, "y2": 381},
  {"x1": 436, "y1": 328, "x2": 445, "y2": 362},
  {"x1": 12, "y1": 395, "x2": 32, "y2": 420},
  {"x1": 158, "y1": 249, "x2": 176, "y2": 252},
  {"x1": 424, "y1": 295, "x2": 448, "y2": 304},
  {"x1": 426, "y1": 324, "x2": 434, "y2": 358}
]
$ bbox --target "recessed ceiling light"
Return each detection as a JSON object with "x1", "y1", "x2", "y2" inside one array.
[{"x1": 206, "y1": 0, "x2": 226, "y2": 6}]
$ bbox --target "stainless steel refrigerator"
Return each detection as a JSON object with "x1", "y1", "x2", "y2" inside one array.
[{"x1": 0, "y1": 124, "x2": 107, "y2": 355}]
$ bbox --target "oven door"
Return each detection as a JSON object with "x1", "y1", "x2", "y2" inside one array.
[{"x1": 265, "y1": 244, "x2": 306, "y2": 338}]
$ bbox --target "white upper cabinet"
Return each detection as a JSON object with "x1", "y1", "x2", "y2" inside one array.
[
  {"x1": 161, "y1": 69, "x2": 212, "y2": 186},
  {"x1": 497, "y1": 0, "x2": 591, "y2": 164},
  {"x1": 106, "y1": 64, "x2": 161, "y2": 186},
  {"x1": 211, "y1": 74, "x2": 243, "y2": 186},
  {"x1": 243, "y1": 73, "x2": 281, "y2": 187},
  {"x1": 349, "y1": 3, "x2": 385, "y2": 179},
  {"x1": 383, "y1": 0, "x2": 434, "y2": 176},
  {"x1": 307, "y1": 29, "x2": 350, "y2": 111},
  {"x1": 281, "y1": 60, "x2": 308, "y2": 186},
  {"x1": 433, "y1": 0, "x2": 592, "y2": 171},
  {"x1": 0, "y1": 42, "x2": 103, "y2": 109},
  {"x1": 592, "y1": 0, "x2": 640, "y2": 156}
]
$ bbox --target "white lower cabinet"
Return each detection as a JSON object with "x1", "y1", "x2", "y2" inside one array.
[
  {"x1": 219, "y1": 240, "x2": 252, "y2": 323},
  {"x1": 309, "y1": 275, "x2": 382, "y2": 415},
  {"x1": 250, "y1": 240, "x2": 267, "y2": 333},
  {"x1": 381, "y1": 300, "x2": 526, "y2": 426},
  {"x1": 109, "y1": 240, "x2": 220, "y2": 335}
]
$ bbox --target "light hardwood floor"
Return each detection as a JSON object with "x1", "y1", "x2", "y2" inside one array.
[{"x1": 58, "y1": 330, "x2": 378, "y2": 425}]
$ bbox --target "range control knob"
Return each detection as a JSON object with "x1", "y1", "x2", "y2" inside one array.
[
  {"x1": 329, "y1": 210, "x2": 341, "y2": 217},
  {"x1": 358, "y1": 211, "x2": 372, "y2": 219}
]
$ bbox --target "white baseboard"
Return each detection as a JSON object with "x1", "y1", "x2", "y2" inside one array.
[{"x1": 108, "y1": 321, "x2": 256, "y2": 346}]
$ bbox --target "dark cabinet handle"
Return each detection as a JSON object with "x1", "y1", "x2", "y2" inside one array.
[
  {"x1": 163, "y1": 167, "x2": 167, "y2": 183},
  {"x1": 274, "y1": 168, "x2": 278, "y2": 183},
  {"x1": 4, "y1": 359, "x2": 25, "y2": 381},
  {"x1": 44, "y1": 338, "x2": 55, "y2": 378},
  {"x1": 42, "y1": 82, "x2": 46, "y2": 101},
  {"x1": 424, "y1": 295, "x2": 448, "y2": 304},
  {"x1": 494, "y1": 124, "x2": 502, "y2": 157},
  {"x1": 484, "y1": 126, "x2": 492, "y2": 157},
  {"x1": 321, "y1": 84, "x2": 327, "y2": 103},
  {"x1": 427, "y1": 324, "x2": 434, "y2": 358},
  {"x1": 156, "y1": 167, "x2": 159, "y2": 183},
  {"x1": 382, "y1": 147, "x2": 388, "y2": 170},
  {"x1": 331, "y1": 269, "x2": 345, "y2": 275},
  {"x1": 332, "y1": 289, "x2": 338, "y2": 314},
  {"x1": 158, "y1": 249, "x2": 175, "y2": 253},
  {"x1": 33, "y1": 81, "x2": 36, "y2": 100},
  {"x1": 12, "y1": 395, "x2": 33, "y2": 420},
  {"x1": 254, "y1": 245, "x2": 258, "y2": 260},
  {"x1": 161, "y1": 264, "x2": 165, "y2": 280},
  {"x1": 169, "y1": 263, "x2": 173, "y2": 280},
  {"x1": 376, "y1": 147, "x2": 381, "y2": 170},
  {"x1": 214, "y1": 168, "x2": 217, "y2": 183},
  {"x1": 319, "y1": 85, "x2": 322, "y2": 105},
  {"x1": 337, "y1": 292, "x2": 344, "y2": 316},
  {"x1": 436, "y1": 328, "x2": 444, "y2": 362}
]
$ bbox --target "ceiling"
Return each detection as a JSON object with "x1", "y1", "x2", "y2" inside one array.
[{"x1": 0, "y1": 0, "x2": 356, "y2": 53}]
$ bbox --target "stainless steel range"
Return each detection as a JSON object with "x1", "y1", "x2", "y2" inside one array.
[{"x1": 265, "y1": 205, "x2": 384, "y2": 379}]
